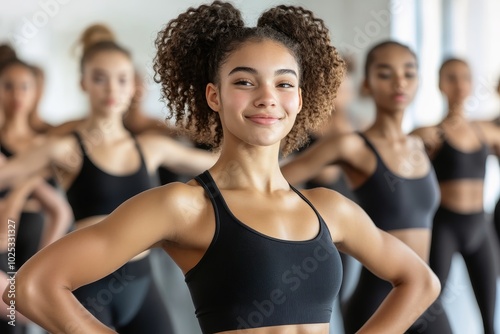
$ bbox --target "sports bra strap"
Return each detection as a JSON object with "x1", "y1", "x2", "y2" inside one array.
[
  {"x1": 72, "y1": 131, "x2": 87, "y2": 155},
  {"x1": 357, "y1": 132, "x2": 382, "y2": 162},
  {"x1": 195, "y1": 171, "x2": 221, "y2": 199},
  {"x1": 130, "y1": 134, "x2": 147, "y2": 165}
]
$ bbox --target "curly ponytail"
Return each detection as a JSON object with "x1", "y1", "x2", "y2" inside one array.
[
  {"x1": 258, "y1": 5, "x2": 345, "y2": 154},
  {"x1": 154, "y1": 1, "x2": 344, "y2": 155},
  {"x1": 154, "y1": 1, "x2": 244, "y2": 148}
]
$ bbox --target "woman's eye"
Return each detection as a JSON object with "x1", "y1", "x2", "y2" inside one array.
[
  {"x1": 406, "y1": 72, "x2": 416, "y2": 79},
  {"x1": 278, "y1": 82, "x2": 294, "y2": 88},
  {"x1": 234, "y1": 80, "x2": 252, "y2": 86},
  {"x1": 377, "y1": 73, "x2": 391, "y2": 79}
]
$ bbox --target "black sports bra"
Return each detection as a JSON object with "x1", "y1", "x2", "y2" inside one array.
[
  {"x1": 66, "y1": 132, "x2": 152, "y2": 221},
  {"x1": 186, "y1": 171, "x2": 343, "y2": 334},
  {"x1": 353, "y1": 133, "x2": 440, "y2": 231},
  {"x1": 432, "y1": 127, "x2": 489, "y2": 181}
]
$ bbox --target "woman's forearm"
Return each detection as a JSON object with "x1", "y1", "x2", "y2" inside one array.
[
  {"x1": 3, "y1": 265, "x2": 115, "y2": 333},
  {"x1": 357, "y1": 268, "x2": 440, "y2": 334},
  {"x1": 33, "y1": 182, "x2": 73, "y2": 249}
]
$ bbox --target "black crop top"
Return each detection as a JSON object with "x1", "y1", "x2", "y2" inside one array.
[
  {"x1": 0, "y1": 144, "x2": 13, "y2": 198},
  {"x1": 66, "y1": 132, "x2": 151, "y2": 221},
  {"x1": 187, "y1": 171, "x2": 342, "y2": 334},
  {"x1": 432, "y1": 128, "x2": 489, "y2": 181},
  {"x1": 353, "y1": 133, "x2": 440, "y2": 231}
]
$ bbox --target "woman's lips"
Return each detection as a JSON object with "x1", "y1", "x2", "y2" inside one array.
[{"x1": 246, "y1": 115, "x2": 281, "y2": 125}]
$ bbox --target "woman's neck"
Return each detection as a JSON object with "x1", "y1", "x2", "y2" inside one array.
[
  {"x1": 79, "y1": 113, "x2": 129, "y2": 141},
  {"x1": 446, "y1": 102, "x2": 466, "y2": 118},
  {"x1": 1, "y1": 113, "x2": 35, "y2": 138},
  {"x1": 211, "y1": 141, "x2": 287, "y2": 193},
  {"x1": 369, "y1": 108, "x2": 405, "y2": 139}
]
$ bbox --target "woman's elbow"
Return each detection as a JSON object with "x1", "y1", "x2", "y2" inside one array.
[
  {"x1": 3, "y1": 269, "x2": 44, "y2": 318},
  {"x1": 416, "y1": 264, "x2": 441, "y2": 308}
]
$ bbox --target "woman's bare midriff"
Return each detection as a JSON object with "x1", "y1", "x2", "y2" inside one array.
[
  {"x1": 74, "y1": 215, "x2": 149, "y2": 261},
  {"x1": 438, "y1": 180, "x2": 484, "y2": 213},
  {"x1": 218, "y1": 323, "x2": 329, "y2": 334}
]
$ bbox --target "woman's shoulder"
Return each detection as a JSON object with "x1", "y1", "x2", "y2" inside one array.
[
  {"x1": 410, "y1": 124, "x2": 440, "y2": 139},
  {"x1": 134, "y1": 179, "x2": 211, "y2": 241},
  {"x1": 153, "y1": 179, "x2": 210, "y2": 218}
]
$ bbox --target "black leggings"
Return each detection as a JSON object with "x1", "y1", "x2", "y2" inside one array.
[
  {"x1": 341, "y1": 266, "x2": 391, "y2": 333},
  {"x1": 0, "y1": 211, "x2": 45, "y2": 334},
  {"x1": 15, "y1": 211, "x2": 44, "y2": 270},
  {"x1": 73, "y1": 255, "x2": 174, "y2": 334},
  {"x1": 412, "y1": 206, "x2": 497, "y2": 334},
  {"x1": 493, "y1": 199, "x2": 500, "y2": 276}
]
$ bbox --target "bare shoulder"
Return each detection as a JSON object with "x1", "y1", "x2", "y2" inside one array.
[
  {"x1": 317, "y1": 131, "x2": 366, "y2": 162},
  {"x1": 46, "y1": 134, "x2": 84, "y2": 167},
  {"x1": 151, "y1": 179, "x2": 212, "y2": 240},
  {"x1": 324, "y1": 131, "x2": 363, "y2": 150},
  {"x1": 46, "y1": 119, "x2": 85, "y2": 137},
  {"x1": 407, "y1": 133, "x2": 426, "y2": 150},
  {"x1": 137, "y1": 132, "x2": 177, "y2": 146},
  {"x1": 410, "y1": 125, "x2": 439, "y2": 139},
  {"x1": 298, "y1": 187, "x2": 359, "y2": 243}
]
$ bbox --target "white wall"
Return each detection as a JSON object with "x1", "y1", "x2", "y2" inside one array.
[{"x1": 0, "y1": 0, "x2": 396, "y2": 126}]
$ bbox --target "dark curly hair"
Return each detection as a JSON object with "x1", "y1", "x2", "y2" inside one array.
[{"x1": 154, "y1": 1, "x2": 345, "y2": 155}]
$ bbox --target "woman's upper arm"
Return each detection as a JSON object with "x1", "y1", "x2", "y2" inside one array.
[
  {"x1": 325, "y1": 192, "x2": 428, "y2": 284},
  {"x1": 410, "y1": 126, "x2": 439, "y2": 157},
  {"x1": 15, "y1": 184, "x2": 182, "y2": 291},
  {"x1": 139, "y1": 134, "x2": 217, "y2": 175},
  {"x1": 281, "y1": 134, "x2": 348, "y2": 186},
  {"x1": 475, "y1": 121, "x2": 500, "y2": 154}
]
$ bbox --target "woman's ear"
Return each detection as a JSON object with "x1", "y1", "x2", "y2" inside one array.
[
  {"x1": 360, "y1": 79, "x2": 371, "y2": 97},
  {"x1": 206, "y1": 83, "x2": 220, "y2": 112},
  {"x1": 297, "y1": 88, "x2": 303, "y2": 113},
  {"x1": 80, "y1": 78, "x2": 86, "y2": 92}
]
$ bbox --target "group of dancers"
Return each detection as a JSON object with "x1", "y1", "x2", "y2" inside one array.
[{"x1": 0, "y1": 1, "x2": 499, "y2": 333}]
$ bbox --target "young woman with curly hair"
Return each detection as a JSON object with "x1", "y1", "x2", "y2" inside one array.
[
  {"x1": 4, "y1": 2, "x2": 439, "y2": 334},
  {"x1": 281, "y1": 40, "x2": 441, "y2": 333}
]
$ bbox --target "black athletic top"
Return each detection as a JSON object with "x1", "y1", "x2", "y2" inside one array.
[
  {"x1": 432, "y1": 128, "x2": 489, "y2": 181},
  {"x1": 0, "y1": 144, "x2": 13, "y2": 198},
  {"x1": 187, "y1": 171, "x2": 342, "y2": 334},
  {"x1": 66, "y1": 132, "x2": 151, "y2": 221},
  {"x1": 353, "y1": 133, "x2": 440, "y2": 231}
]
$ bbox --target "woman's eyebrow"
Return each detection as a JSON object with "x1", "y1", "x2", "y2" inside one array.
[{"x1": 228, "y1": 66, "x2": 297, "y2": 77}]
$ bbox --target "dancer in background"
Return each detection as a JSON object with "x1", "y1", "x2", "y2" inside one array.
[
  {"x1": 0, "y1": 57, "x2": 73, "y2": 334},
  {"x1": 492, "y1": 77, "x2": 500, "y2": 263},
  {"x1": 411, "y1": 58, "x2": 499, "y2": 334},
  {"x1": 0, "y1": 44, "x2": 18, "y2": 128},
  {"x1": 281, "y1": 40, "x2": 441, "y2": 333},
  {"x1": 0, "y1": 33, "x2": 216, "y2": 332},
  {"x1": 297, "y1": 55, "x2": 358, "y2": 200},
  {"x1": 4, "y1": 3, "x2": 438, "y2": 333}
]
